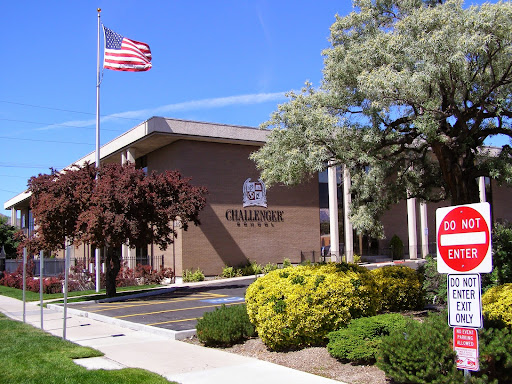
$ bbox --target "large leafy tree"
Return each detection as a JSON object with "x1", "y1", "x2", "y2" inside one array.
[
  {"x1": 0, "y1": 216, "x2": 20, "y2": 259},
  {"x1": 27, "y1": 163, "x2": 207, "y2": 296},
  {"x1": 251, "y1": 0, "x2": 512, "y2": 237}
]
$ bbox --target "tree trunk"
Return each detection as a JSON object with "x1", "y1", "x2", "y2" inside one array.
[
  {"x1": 431, "y1": 142, "x2": 480, "y2": 206},
  {"x1": 105, "y1": 247, "x2": 121, "y2": 297}
]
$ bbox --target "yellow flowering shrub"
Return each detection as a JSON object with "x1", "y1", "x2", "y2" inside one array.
[
  {"x1": 245, "y1": 263, "x2": 379, "y2": 351},
  {"x1": 482, "y1": 284, "x2": 512, "y2": 327},
  {"x1": 370, "y1": 265, "x2": 424, "y2": 312}
]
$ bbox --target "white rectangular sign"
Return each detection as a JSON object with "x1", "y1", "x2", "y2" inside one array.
[{"x1": 447, "y1": 274, "x2": 482, "y2": 328}]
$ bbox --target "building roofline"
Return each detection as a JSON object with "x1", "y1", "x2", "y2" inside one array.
[{"x1": 4, "y1": 117, "x2": 270, "y2": 210}]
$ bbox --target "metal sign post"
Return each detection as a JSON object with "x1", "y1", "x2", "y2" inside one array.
[
  {"x1": 39, "y1": 250, "x2": 44, "y2": 329},
  {"x1": 22, "y1": 247, "x2": 26, "y2": 323},
  {"x1": 63, "y1": 244, "x2": 70, "y2": 340}
]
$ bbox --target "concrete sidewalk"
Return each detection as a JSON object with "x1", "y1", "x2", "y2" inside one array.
[{"x1": 0, "y1": 293, "x2": 343, "y2": 384}]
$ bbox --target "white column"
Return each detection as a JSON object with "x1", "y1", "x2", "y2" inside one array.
[
  {"x1": 328, "y1": 161, "x2": 340, "y2": 262},
  {"x1": 126, "y1": 147, "x2": 136, "y2": 163},
  {"x1": 407, "y1": 197, "x2": 418, "y2": 259},
  {"x1": 121, "y1": 151, "x2": 132, "y2": 268},
  {"x1": 11, "y1": 208, "x2": 16, "y2": 227},
  {"x1": 343, "y1": 165, "x2": 354, "y2": 263},
  {"x1": 479, "y1": 176, "x2": 486, "y2": 203},
  {"x1": 420, "y1": 202, "x2": 429, "y2": 258}
]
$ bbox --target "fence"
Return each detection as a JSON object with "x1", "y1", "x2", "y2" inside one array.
[
  {"x1": 300, "y1": 251, "x2": 318, "y2": 263},
  {"x1": 4, "y1": 254, "x2": 165, "y2": 277}
]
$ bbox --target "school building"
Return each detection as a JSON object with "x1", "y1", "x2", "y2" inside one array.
[
  {"x1": 4, "y1": 116, "x2": 512, "y2": 276},
  {"x1": 4, "y1": 117, "x2": 320, "y2": 277}
]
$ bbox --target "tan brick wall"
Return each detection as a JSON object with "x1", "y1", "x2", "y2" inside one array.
[{"x1": 148, "y1": 140, "x2": 320, "y2": 276}]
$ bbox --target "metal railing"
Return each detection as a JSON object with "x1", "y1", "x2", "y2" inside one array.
[{"x1": 4, "y1": 254, "x2": 165, "y2": 277}]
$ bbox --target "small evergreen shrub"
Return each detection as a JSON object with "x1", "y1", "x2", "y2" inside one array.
[
  {"x1": 389, "y1": 235, "x2": 404, "y2": 260},
  {"x1": 327, "y1": 313, "x2": 407, "y2": 364},
  {"x1": 378, "y1": 312, "x2": 512, "y2": 383},
  {"x1": 477, "y1": 326, "x2": 512, "y2": 383},
  {"x1": 196, "y1": 304, "x2": 256, "y2": 347},
  {"x1": 371, "y1": 265, "x2": 424, "y2": 312},
  {"x1": 417, "y1": 255, "x2": 447, "y2": 305},
  {"x1": 182, "y1": 268, "x2": 205, "y2": 282},
  {"x1": 245, "y1": 263, "x2": 379, "y2": 351},
  {"x1": 282, "y1": 258, "x2": 292, "y2": 268},
  {"x1": 482, "y1": 284, "x2": 512, "y2": 328},
  {"x1": 377, "y1": 312, "x2": 463, "y2": 383}
]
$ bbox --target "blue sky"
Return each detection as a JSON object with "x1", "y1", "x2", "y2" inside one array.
[{"x1": 0, "y1": 0, "x2": 502, "y2": 215}]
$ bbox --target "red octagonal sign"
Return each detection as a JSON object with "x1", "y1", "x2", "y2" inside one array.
[{"x1": 436, "y1": 202, "x2": 492, "y2": 274}]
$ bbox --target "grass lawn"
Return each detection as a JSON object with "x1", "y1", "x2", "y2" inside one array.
[
  {"x1": 0, "y1": 284, "x2": 162, "y2": 303},
  {"x1": 0, "y1": 313, "x2": 176, "y2": 384}
]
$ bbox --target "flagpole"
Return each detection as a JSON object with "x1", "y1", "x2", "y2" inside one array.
[{"x1": 95, "y1": 8, "x2": 101, "y2": 293}]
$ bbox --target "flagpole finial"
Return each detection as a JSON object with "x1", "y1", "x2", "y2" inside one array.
[{"x1": 97, "y1": 8, "x2": 101, "y2": 13}]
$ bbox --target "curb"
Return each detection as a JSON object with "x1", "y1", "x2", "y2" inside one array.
[{"x1": 47, "y1": 303, "x2": 196, "y2": 340}]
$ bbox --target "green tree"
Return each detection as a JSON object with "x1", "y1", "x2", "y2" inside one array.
[
  {"x1": 251, "y1": 0, "x2": 512, "y2": 237},
  {"x1": 0, "y1": 216, "x2": 20, "y2": 258}
]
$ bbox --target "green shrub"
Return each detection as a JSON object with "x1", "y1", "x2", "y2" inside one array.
[
  {"x1": 417, "y1": 255, "x2": 447, "y2": 305},
  {"x1": 182, "y1": 268, "x2": 205, "y2": 282},
  {"x1": 262, "y1": 262, "x2": 278, "y2": 274},
  {"x1": 377, "y1": 312, "x2": 463, "y2": 383},
  {"x1": 240, "y1": 260, "x2": 262, "y2": 276},
  {"x1": 282, "y1": 258, "x2": 292, "y2": 268},
  {"x1": 482, "y1": 284, "x2": 512, "y2": 328},
  {"x1": 389, "y1": 235, "x2": 404, "y2": 260},
  {"x1": 482, "y1": 221, "x2": 512, "y2": 290},
  {"x1": 327, "y1": 313, "x2": 407, "y2": 364},
  {"x1": 477, "y1": 326, "x2": 512, "y2": 383},
  {"x1": 196, "y1": 304, "x2": 256, "y2": 347},
  {"x1": 245, "y1": 263, "x2": 379, "y2": 351},
  {"x1": 378, "y1": 311, "x2": 512, "y2": 383},
  {"x1": 221, "y1": 266, "x2": 242, "y2": 278},
  {"x1": 371, "y1": 265, "x2": 424, "y2": 312}
]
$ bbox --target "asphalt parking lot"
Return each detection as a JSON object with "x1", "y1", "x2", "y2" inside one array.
[{"x1": 69, "y1": 277, "x2": 256, "y2": 331}]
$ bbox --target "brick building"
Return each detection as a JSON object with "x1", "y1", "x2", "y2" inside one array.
[{"x1": 4, "y1": 117, "x2": 320, "y2": 277}]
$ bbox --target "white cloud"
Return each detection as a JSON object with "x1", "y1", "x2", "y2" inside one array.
[{"x1": 37, "y1": 92, "x2": 287, "y2": 131}]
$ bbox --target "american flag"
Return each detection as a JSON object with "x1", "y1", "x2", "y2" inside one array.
[{"x1": 103, "y1": 26, "x2": 152, "y2": 72}]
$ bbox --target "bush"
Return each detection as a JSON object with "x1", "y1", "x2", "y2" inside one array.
[
  {"x1": 482, "y1": 284, "x2": 512, "y2": 328},
  {"x1": 134, "y1": 265, "x2": 174, "y2": 285},
  {"x1": 183, "y1": 268, "x2": 205, "y2": 282},
  {"x1": 221, "y1": 265, "x2": 242, "y2": 278},
  {"x1": 417, "y1": 255, "x2": 447, "y2": 305},
  {"x1": 196, "y1": 304, "x2": 256, "y2": 347},
  {"x1": 327, "y1": 313, "x2": 407, "y2": 364},
  {"x1": 262, "y1": 262, "x2": 278, "y2": 274},
  {"x1": 240, "y1": 260, "x2": 262, "y2": 276},
  {"x1": 245, "y1": 263, "x2": 379, "y2": 351},
  {"x1": 371, "y1": 265, "x2": 424, "y2": 312},
  {"x1": 377, "y1": 312, "x2": 463, "y2": 383},
  {"x1": 482, "y1": 221, "x2": 512, "y2": 290},
  {"x1": 389, "y1": 235, "x2": 404, "y2": 260},
  {"x1": 378, "y1": 311, "x2": 512, "y2": 383},
  {"x1": 477, "y1": 326, "x2": 512, "y2": 383}
]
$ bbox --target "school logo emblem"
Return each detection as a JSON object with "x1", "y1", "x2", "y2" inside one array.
[{"x1": 243, "y1": 178, "x2": 267, "y2": 208}]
